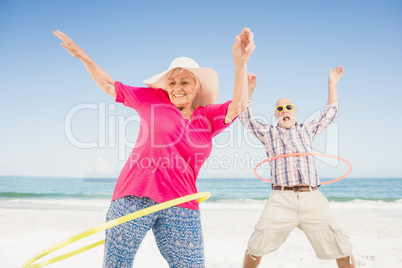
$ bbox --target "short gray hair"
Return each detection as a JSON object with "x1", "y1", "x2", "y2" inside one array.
[{"x1": 166, "y1": 68, "x2": 202, "y2": 91}]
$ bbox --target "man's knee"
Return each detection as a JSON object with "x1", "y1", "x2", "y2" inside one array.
[
  {"x1": 336, "y1": 254, "x2": 355, "y2": 268},
  {"x1": 248, "y1": 253, "x2": 261, "y2": 261},
  {"x1": 243, "y1": 250, "x2": 262, "y2": 268}
]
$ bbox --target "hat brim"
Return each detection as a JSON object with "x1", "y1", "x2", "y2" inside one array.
[{"x1": 143, "y1": 67, "x2": 219, "y2": 107}]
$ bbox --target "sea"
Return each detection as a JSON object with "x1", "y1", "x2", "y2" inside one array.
[{"x1": 1, "y1": 176, "x2": 401, "y2": 215}]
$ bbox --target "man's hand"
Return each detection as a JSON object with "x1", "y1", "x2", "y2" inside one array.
[
  {"x1": 232, "y1": 28, "x2": 256, "y2": 63},
  {"x1": 327, "y1": 66, "x2": 344, "y2": 104},
  {"x1": 248, "y1": 72, "x2": 257, "y2": 100},
  {"x1": 329, "y1": 66, "x2": 345, "y2": 85},
  {"x1": 53, "y1": 30, "x2": 88, "y2": 60}
]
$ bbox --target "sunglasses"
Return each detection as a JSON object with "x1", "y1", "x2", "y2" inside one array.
[{"x1": 275, "y1": 104, "x2": 295, "y2": 113}]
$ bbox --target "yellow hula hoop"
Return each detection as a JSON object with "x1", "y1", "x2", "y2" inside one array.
[{"x1": 23, "y1": 192, "x2": 211, "y2": 268}]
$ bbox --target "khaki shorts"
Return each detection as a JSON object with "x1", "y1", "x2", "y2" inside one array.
[{"x1": 247, "y1": 190, "x2": 353, "y2": 259}]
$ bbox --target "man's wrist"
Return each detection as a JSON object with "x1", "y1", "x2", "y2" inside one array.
[{"x1": 328, "y1": 81, "x2": 337, "y2": 86}]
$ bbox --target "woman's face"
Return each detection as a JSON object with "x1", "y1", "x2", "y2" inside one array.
[{"x1": 166, "y1": 69, "x2": 200, "y2": 109}]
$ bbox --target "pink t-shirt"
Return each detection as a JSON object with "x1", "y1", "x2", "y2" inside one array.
[{"x1": 112, "y1": 81, "x2": 235, "y2": 210}]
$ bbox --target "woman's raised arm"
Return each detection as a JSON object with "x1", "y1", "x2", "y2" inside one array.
[
  {"x1": 225, "y1": 28, "x2": 255, "y2": 124},
  {"x1": 53, "y1": 30, "x2": 116, "y2": 98}
]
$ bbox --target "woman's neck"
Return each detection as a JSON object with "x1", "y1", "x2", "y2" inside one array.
[{"x1": 178, "y1": 105, "x2": 197, "y2": 120}]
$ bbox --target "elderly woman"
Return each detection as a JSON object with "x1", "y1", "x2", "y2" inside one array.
[{"x1": 54, "y1": 28, "x2": 255, "y2": 267}]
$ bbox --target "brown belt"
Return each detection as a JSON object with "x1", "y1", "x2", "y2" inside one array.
[{"x1": 272, "y1": 185, "x2": 318, "y2": 192}]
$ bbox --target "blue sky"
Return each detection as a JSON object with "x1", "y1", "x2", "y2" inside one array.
[{"x1": 0, "y1": 0, "x2": 401, "y2": 179}]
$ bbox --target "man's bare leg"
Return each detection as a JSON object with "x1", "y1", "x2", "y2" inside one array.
[
  {"x1": 336, "y1": 254, "x2": 355, "y2": 268},
  {"x1": 243, "y1": 251, "x2": 262, "y2": 268}
]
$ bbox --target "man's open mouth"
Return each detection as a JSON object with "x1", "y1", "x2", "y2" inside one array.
[{"x1": 283, "y1": 116, "x2": 290, "y2": 122}]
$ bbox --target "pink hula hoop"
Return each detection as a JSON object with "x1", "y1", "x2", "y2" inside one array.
[{"x1": 254, "y1": 153, "x2": 352, "y2": 185}]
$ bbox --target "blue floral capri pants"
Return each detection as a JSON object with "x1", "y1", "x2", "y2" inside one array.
[{"x1": 103, "y1": 196, "x2": 204, "y2": 267}]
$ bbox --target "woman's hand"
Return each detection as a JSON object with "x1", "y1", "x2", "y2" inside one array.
[
  {"x1": 328, "y1": 66, "x2": 345, "y2": 85},
  {"x1": 225, "y1": 28, "x2": 255, "y2": 124},
  {"x1": 232, "y1": 28, "x2": 255, "y2": 63},
  {"x1": 248, "y1": 72, "x2": 257, "y2": 99},
  {"x1": 53, "y1": 30, "x2": 116, "y2": 98},
  {"x1": 53, "y1": 30, "x2": 88, "y2": 60}
]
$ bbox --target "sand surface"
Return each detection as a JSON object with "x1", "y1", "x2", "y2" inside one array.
[{"x1": 1, "y1": 201, "x2": 401, "y2": 267}]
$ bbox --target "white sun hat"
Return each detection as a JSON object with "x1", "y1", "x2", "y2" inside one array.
[{"x1": 143, "y1": 57, "x2": 219, "y2": 107}]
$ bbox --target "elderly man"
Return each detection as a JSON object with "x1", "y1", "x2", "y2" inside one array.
[{"x1": 240, "y1": 67, "x2": 355, "y2": 268}]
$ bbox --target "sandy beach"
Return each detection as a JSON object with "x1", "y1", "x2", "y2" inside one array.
[{"x1": 1, "y1": 200, "x2": 402, "y2": 268}]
